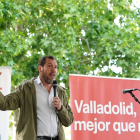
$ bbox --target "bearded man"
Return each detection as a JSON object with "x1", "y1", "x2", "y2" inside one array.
[{"x1": 0, "y1": 55, "x2": 74, "y2": 140}]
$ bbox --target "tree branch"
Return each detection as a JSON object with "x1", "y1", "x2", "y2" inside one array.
[{"x1": 76, "y1": 37, "x2": 90, "y2": 52}]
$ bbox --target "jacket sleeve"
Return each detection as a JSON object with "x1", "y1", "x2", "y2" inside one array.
[
  {"x1": 0, "y1": 85, "x2": 21, "y2": 111},
  {"x1": 57, "y1": 87, "x2": 74, "y2": 127}
]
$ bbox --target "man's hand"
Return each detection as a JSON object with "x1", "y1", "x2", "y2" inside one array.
[{"x1": 52, "y1": 97, "x2": 62, "y2": 111}]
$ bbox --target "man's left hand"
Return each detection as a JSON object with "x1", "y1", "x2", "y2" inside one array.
[{"x1": 52, "y1": 97, "x2": 62, "y2": 111}]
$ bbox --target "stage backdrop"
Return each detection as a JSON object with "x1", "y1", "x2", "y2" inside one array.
[
  {"x1": 69, "y1": 74, "x2": 140, "y2": 140},
  {"x1": 0, "y1": 66, "x2": 12, "y2": 140}
]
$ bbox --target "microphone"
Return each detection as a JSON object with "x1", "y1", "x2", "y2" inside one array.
[
  {"x1": 53, "y1": 80, "x2": 57, "y2": 97},
  {"x1": 122, "y1": 88, "x2": 138, "y2": 94}
]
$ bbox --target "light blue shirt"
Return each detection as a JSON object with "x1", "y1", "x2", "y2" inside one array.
[{"x1": 34, "y1": 77, "x2": 58, "y2": 137}]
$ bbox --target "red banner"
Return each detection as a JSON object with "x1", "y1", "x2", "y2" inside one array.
[{"x1": 69, "y1": 74, "x2": 140, "y2": 140}]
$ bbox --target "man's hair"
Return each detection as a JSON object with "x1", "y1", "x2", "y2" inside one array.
[{"x1": 38, "y1": 55, "x2": 56, "y2": 67}]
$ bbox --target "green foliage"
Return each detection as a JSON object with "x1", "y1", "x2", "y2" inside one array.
[{"x1": 0, "y1": 0, "x2": 140, "y2": 100}]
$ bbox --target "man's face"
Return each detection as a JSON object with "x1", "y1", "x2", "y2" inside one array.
[{"x1": 40, "y1": 58, "x2": 57, "y2": 84}]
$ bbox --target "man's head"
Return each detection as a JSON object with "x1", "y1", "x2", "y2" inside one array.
[{"x1": 38, "y1": 55, "x2": 57, "y2": 84}]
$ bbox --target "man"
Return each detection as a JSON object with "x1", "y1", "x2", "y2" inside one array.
[{"x1": 0, "y1": 55, "x2": 74, "y2": 140}]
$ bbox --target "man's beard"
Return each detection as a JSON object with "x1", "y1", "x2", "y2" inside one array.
[{"x1": 42, "y1": 73, "x2": 53, "y2": 84}]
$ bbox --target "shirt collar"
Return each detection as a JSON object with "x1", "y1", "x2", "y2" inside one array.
[
  {"x1": 34, "y1": 76, "x2": 54, "y2": 91},
  {"x1": 35, "y1": 76, "x2": 42, "y2": 85}
]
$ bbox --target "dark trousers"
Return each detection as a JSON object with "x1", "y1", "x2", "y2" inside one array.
[{"x1": 37, "y1": 135, "x2": 59, "y2": 140}]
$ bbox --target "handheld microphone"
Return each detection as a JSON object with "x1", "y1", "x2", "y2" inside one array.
[
  {"x1": 122, "y1": 88, "x2": 138, "y2": 94},
  {"x1": 53, "y1": 80, "x2": 57, "y2": 97}
]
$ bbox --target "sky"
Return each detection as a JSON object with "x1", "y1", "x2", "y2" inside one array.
[{"x1": 133, "y1": 0, "x2": 140, "y2": 8}]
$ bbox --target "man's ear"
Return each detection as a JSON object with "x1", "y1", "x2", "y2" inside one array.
[{"x1": 38, "y1": 65, "x2": 42, "y2": 73}]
